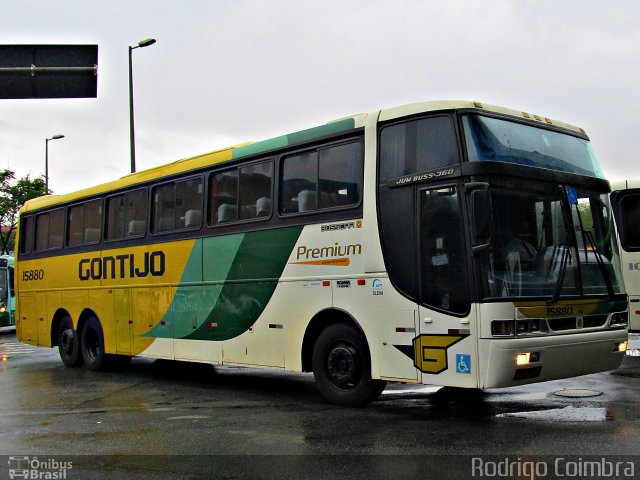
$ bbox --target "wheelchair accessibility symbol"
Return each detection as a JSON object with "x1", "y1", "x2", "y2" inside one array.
[{"x1": 456, "y1": 354, "x2": 471, "y2": 374}]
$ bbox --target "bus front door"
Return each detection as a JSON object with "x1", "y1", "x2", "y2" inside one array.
[{"x1": 417, "y1": 185, "x2": 479, "y2": 388}]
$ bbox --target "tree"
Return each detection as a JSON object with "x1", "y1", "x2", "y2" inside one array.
[{"x1": 0, "y1": 169, "x2": 49, "y2": 255}]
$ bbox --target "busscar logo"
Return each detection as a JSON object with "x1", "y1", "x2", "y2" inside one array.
[{"x1": 321, "y1": 220, "x2": 363, "y2": 232}]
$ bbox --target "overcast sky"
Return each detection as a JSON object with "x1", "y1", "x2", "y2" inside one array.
[{"x1": 1, "y1": 0, "x2": 638, "y2": 195}]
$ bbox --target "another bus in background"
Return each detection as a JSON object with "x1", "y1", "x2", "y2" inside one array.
[
  {"x1": 611, "y1": 180, "x2": 640, "y2": 354},
  {"x1": 0, "y1": 255, "x2": 15, "y2": 329}
]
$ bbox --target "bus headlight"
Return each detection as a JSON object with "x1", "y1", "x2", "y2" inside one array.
[
  {"x1": 491, "y1": 320, "x2": 514, "y2": 337},
  {"x1": 516, "y1": 352, "x2": 540, "y2": 365},
  {"x1": 516, "y1": 319, "x2": 548, "y2": 335},
  {"x1": 492, "y1": 319, "x2": 549, "y2": 337},
  {"x1": 615, "y1": 341, "x2": 627, "y2": 353},
  {"x1": 610, "y1": 312, "x2": 628, "y2": 328}
]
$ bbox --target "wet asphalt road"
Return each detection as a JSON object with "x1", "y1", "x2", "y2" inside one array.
[{"x1": 0, "y1": 329, "x2": 638, "y2": 479}]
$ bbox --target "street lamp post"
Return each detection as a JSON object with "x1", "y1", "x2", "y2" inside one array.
[
  {"x1": 128, "y1": 37, "x2": 156, "y2": 174},
  {"x1": 45, "y1": 134, "x2": 64, "y2": 192}
]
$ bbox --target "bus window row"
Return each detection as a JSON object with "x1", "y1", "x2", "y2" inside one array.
[{"x1": 19, "y1": 139, "x2": 363, "y2": 255}]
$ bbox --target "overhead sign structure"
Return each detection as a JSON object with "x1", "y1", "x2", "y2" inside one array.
[{"x1": 0, "y1": 45, "x2": 98, "y2": 99}]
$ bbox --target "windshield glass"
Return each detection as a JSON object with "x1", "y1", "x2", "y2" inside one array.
[
  {"x1": 477, "y1": 177, "x2": 623, "y2": 300},
  {"x1": 463, "y1": 115, "x2": 604, "y2": 179}
]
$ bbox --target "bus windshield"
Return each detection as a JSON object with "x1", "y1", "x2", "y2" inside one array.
[
  {"x1": 476, "y1": 177, "x2": 624, "y2": 301},
  {"x1": 463, "y1": 114, "x2": 605, "y2": 179}
]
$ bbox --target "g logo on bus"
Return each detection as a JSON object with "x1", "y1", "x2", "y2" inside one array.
[{"x1": 395, "y1": 334, "x2": 469, "y2": 374}]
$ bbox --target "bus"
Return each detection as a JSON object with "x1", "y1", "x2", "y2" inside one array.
[
  {"x1": 610, "y1": 180, "x2": 640, "y2": 351},
  {"x1": 15, "y1": 100, "x2": 629, "y2": 406},
  {"x1": 0, "y1": 255, "x2": 15, "y2": 328}
]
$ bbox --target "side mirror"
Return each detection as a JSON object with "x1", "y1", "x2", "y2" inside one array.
[{"x1": 468, "y1": 184, "x2": 492, "y2": 252}]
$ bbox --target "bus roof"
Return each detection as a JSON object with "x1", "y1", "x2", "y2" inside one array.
[{"x1": 21, "y1": 100, "x2": 586, "y2": 213}]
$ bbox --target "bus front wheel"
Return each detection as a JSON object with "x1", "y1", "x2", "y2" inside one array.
[
  {"x1": 57, "y1": 317, "x2": 83, "y2": 368},
  {"x1": 312, "y1": 323, "x2": 386, "y2": 407},
  {"x1": 80, "y1": 317, "x2": 107, "y2": 371}
]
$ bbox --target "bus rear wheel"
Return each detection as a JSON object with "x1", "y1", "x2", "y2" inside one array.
[
  {"x1": 80, "y1": 316, "x2": 107, "y2": 371},
  {"x1": 312, "y1": 323, "x2": 386, "y2": 407},
  {"x1": 57, "y1": 316, "x2": 83, "y2": 368}
]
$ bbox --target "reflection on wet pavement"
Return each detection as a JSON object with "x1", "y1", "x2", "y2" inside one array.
[{"x1": 496, "y1": 406, "x2": 609, "y2": 422}]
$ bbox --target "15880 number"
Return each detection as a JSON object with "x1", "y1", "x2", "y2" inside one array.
[
  {"x1": 547, "y1": 306, "x2": 574, "y2": 316},
  {"x1": 22, "y1": 269, "x2": 45, "y2": 281}
]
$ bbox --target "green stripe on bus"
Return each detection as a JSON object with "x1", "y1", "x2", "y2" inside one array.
[
  {"x1": 231, "y1": 118, "x2": 356, "y2": 160},
  {"x1": 286, "y1": 118, "x2": 355, "y2": 145},
  {"x1": 146, "y1": 234, "x2": 245, "y2": 339},
  {"x1": 185, "y1": 226, "x2": 303, "y2": 341},
  {"x1": 145, "y1": 226, "x2": 303, "y2": 341},
  {"x1": 232, "y1": 137, "x2": 288, "y2": 160}
]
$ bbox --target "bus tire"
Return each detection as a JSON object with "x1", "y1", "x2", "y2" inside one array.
[
  {"x1": 312, "y1": 323, "x2": 384, "y2": 407},
  {"x1": 80, "y1": 316, "x2": 107, "y2": 371},
  {"x1": 57, "y1": 316, "x2": 83, "y2": 368}
]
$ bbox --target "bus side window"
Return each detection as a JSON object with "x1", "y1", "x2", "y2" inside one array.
[
  {"x1": 125, "y1": 189, "x2": 147, "y2": 237},
  {"x1": 379, "y1": 116, "x2": 458, "y2": 183},
  {"x1": 280, "y1": 141, "x2": 362, "y2": 215},
  {"x1": 107, "y1": 189, "x2": 147, "y2": 240},
  {"x1": 83, "y1": 199, "x2": 102, "y2": 244},
  {"x1": 35, "y1": 209, "x2": 64, "y2": 251},
  {"x1": 318, "y1": 142, "x2": 362, "y2": 208},
  {"x1": 210, "y1": 170, "x2": 238, "y2": 224},
  {"x1": 176, "y1": 177, "x2": 203, "y2": 229},
  {"x1": 281, "y1": 152, "x2": 318, "y2": 213},
  {"x1": 107, "y1": 195, "x2": 126, "y2": 240},
  {"x1": 20, "y1": 216, "x2": 34, "y2": 254},
  {"x1": 239, "y1": 161, "x2": 273, "y2": 220}
]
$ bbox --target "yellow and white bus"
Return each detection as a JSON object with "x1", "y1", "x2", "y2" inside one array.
[
  {"x1": 611, "y1": 180, "x2": 640, "y2": 350},
  {"x1": 16, "y1": 100, "x2": 629, "y2": 406}
]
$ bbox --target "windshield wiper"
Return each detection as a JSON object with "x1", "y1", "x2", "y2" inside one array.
[
  {"x1": 548, "y1": 243, "x2": 571, "y2": 305},
  {"x1": 584, "y1": 230, "x2": 615, "y2": 299}
]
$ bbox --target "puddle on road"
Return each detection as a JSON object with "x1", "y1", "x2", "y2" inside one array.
[{"x1": 496, "y1": 406, "x2": 608, "y2": 422}]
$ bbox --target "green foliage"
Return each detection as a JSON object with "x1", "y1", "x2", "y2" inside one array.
[
  {"x1": 0, "y1": 169, "x2": 49, "y2": 254},
  {"x1": 577, "y1": 201, "x2": 593, "y2": 231}
]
